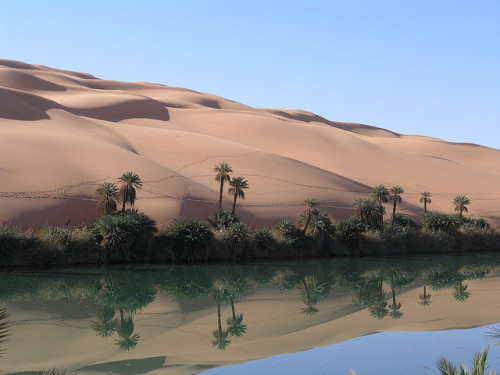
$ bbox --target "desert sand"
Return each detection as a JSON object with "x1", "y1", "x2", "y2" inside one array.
[{"x1": 1, "y1": 59, "x2": 499, "y2": 229}]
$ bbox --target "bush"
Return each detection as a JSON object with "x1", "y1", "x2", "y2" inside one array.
[
  {"x1": 422, "y1": 212, "x2": 461, "y2": 234},
  {"x1": 252, "y1": 228, "x2": 276, "y2": 255},
  {"x1": 166, "y1": 218, "x2": 213, "y2": 262},
  {"x1": 386, "y1": 214, "x2": 418, "y2": 229},
  {"x1": 335, "y1": 217, "x2": 365, "y2": 246},
  {"x1": 0, "y1": 225, "x2": 26, "y2": 266},
  {"x1": 208, "y1": 209, "x2": 239, "y2": 229},
  {"x1": 38, "y1": 226, "x2": 71, "y2": 254},
  {"x1": 90, "y1": 211, "x2": 158, "y2": 263},
  {"x1": 273, "y1": 220, "x2": 300, "y2": 239},
  {"x1": 462, "y1": 217, "x2": 490, "y2": 230}
]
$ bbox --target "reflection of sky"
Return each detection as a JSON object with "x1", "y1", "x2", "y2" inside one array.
[{"x1": 201, "y1": 324, "x2": 500, "y2": 375}]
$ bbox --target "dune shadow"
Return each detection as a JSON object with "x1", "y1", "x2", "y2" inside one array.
[{"x1": 77, "y1": 356, "x2": 166, "y2": 374}]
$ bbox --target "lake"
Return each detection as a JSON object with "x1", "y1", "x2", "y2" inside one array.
[{"x1": 1, "y1": 255, "x2": 499, "y2": 375}]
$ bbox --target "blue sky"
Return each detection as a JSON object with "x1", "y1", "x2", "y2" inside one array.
[{"x1": 1, "y1": 0, "x2": 499, "y2": 149}]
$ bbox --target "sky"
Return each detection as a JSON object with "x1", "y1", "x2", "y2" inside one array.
[{"x1": 1, "y1": 0, "x2": 499, "y2": 149}]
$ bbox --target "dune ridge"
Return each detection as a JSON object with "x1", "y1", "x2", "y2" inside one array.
[{"x1": 1, "y1": 59, "x2": 499, "y2": 229}]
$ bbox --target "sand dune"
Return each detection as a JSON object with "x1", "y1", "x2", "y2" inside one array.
[{"x1": 1, "y1": 59, "x2": 499, "y2": 229}]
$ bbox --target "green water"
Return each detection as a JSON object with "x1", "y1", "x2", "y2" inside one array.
[{"x1": 1, "y1": 255, "x2": 499, "y2": 374}]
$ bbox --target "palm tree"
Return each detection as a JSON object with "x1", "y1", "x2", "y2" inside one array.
[
  {"x1": 454, "y1": 195, "x2": 471, "y2": 217},
  {"x1": 228, "y1": 176, "x2": 249, "y2": 214},
  {"x1": 301, "y1": 198, "x2": 319, "y2": 233},
  {"x1": 353, "y1": 198, "x2": 385, "y2": 229},
  {"x1": 118, "y1": 171, "x2": 142, "y2": 214},
  {"x1": 370, "y1": 185, "x2": 389, "y2": 204},
  {"x1": 214, "y1": 162, "x2": 233, "y2": 209},
  {"x1": 419, "y1": 285, "x2": 432, "y2": 306},
  {"x1": 420, "y1": 191, "x2": 432, "y2": 213},
  {"x1": 91, "y1": 307, "x2": 118, "y2": 337},
  {"x1": 94, "y1": 182, "x2": 120, "y2": 215},
  {"x1": 115, "y1": 310, "x2": 140, "y2": 351},
  {"x1": 389, "y1": 186, "x2": 404, "y2": 229},
  {"x1": 0, "y1": 306, "x2": 9, "y2": 357},
  {"x1": 437, "y1": 346, "x2": 493, "y2": 375}
]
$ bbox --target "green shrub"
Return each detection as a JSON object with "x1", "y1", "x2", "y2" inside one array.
[
  {"x1": 252, "y1": 228, "x2": 276, "y2": 254},
  {"x1": 0, "y1": 225, "x2": 24, "y2": 266},
  {"x1": 273, "y1": 220, "x2": 300, "y2": 239},
  {"x1": 208, "y1": 209, "x2": 239, "y2": 229},
  {"x1": 335, "y1": 217, "x2": 366, "y2": 245},
  {"x1": 462, "y1": 217, "x2": 490, "y2": 229},
  {"x1": 91, "y1": 212, "x2": 157, "y2": 263},
  {"x1": 38, "y1": 226, "x2": 71, "y2": 254},
  {"x1": 422, "y1": 212, "x2": 461, "y2": 234},
  {"x1": 166, "y1": 218, "x2": 213, "y2": 262},
  {"x1": 386, "y1": 214, "x2": 418, "y2": 229}
]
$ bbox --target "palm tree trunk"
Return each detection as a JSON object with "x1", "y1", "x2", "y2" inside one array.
[
  {"x1": 219, "y1": 181, "x2": 224, "y2": 209},
  {"x1": 232, "y1": 194, "x2": 237, "y2": 214},
  {"x1": 424, "y1": 201, "x2": 427, "y2": 213},
  {"x1": 122, "y1": 200, "x2": 126, "y2": 215},
  {"x1": 391, "y1": 201, "x2": 397, "y2": 228},
  {"x1": 303, "y1": 213, "x2": 311, "y2": 234}
]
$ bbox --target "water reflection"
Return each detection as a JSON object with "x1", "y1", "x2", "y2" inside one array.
[{"x1": 0, "y1": 255, "x2": 498, "y2": 364}]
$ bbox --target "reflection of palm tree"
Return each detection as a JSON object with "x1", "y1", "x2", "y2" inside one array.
[
  {"x1": 115, "y1": 309, "x2": 140, "y2": 351},
  {"x1": 226, "y1": 297, "x2": 246, "y2": 337},
  {"x1": 453, "y1": 282, "x2": 470, "y2": 302},
  {"x1": 91, "y1": 307, "x2": 118, "y2": 337},
  {"x1": 212, "y1": 303, "x2": 230, "y2": 350},
  {"x1": 419, "y1": 285, "x2": 432, "y2": 306},
  {"x1": 369, "y1": 301, "x2": 389, "y2": 319},
  {"x1": 210, "y1": 280, "x2": 232, "y2": 350},
  {"x1": 298, "y1": 275, "x2": 329, "y2": 315},
  {"x1": 0, "y1": 306, "x2": 9, "y2": 357},
  {"x1": 388, "y1": 275, "x2": 403, "y2": 319}
]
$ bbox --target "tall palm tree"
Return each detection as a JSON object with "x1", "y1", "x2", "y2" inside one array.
[
  {"x1": 301, "y1": 198, "x2": 319, "y2": 233},
  {"x1": 419, "y1": 285, "x2": 432, "y2": 306},
  {"x1": 118, "y1": 171, "x2": 142, "y2": 214},
  {"x1": 214, "y1": 162, "x2": 233, "y2": 209},
  {"x1": 370, "y1": 185, "x2": 389, "y2": 204},
  {"x1": 94, "y1": 182, "x2": 120, "y2": 215},
  {"x1": 389, "y1": 186, "x2": 404, "y2": 229},
  {"x1": 228, "y1": 176, "x2": 249, "y2": 214},
  {"x1": 420, "y1": 191, "x2": 432, "y2": 213},
  {"x1": 0, "y1": 306, "x2": 9, "y2": 357},
  {"x1": 370, "y1": 185, "x2": 389, "y2": 227},
  {"x1": 454, "y1": 195, "x2": 471, "y2": 217}
]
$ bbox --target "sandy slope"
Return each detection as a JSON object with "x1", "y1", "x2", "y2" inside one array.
[{"x1": 1, "y1": 59, "x2": 499, "y2": 229}]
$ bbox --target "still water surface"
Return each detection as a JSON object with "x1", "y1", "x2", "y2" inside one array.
[{"x1": 1, "y1": 255, "x2": 499, "y2": 375}]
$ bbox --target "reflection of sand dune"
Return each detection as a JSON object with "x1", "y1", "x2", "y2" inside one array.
[
  {"x1": 1, "y1": 59, "x2": 499, "y2": 228},
  {"x1": 3, "y1": 276, "x2": 500, "y2": 375}
]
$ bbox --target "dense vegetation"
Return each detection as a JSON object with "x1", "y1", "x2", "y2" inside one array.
[{"x1": 1, "y1": 166, "x2": 499, "y2": 266}]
